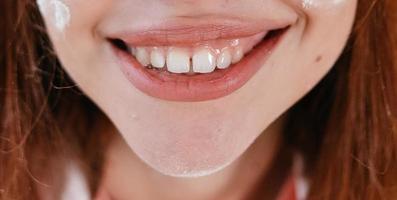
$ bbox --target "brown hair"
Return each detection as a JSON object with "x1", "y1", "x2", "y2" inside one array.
[{"x1": 0, "y1": 0, "x2": 396, "y2": 199}]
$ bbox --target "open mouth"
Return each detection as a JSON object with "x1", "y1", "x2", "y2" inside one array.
[{"x1": 109, "y1": 26, "x2": 289, "y2": 102}]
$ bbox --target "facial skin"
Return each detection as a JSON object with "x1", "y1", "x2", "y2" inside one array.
[{"x1": 39, "y1": 0, "x2": 357, "y2": 180}]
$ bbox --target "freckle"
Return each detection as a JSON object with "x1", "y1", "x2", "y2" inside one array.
[{"x1": 315, "y1": 55, "x2": 322, "y2": 62}]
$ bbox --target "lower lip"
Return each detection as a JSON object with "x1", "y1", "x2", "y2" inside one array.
[{"x1": 111, "y1": 29, "x2": 287, "y2": 102}]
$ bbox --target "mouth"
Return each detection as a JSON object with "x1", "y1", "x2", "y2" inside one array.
[{"x1": 108, "y1": 23, "x2": 289, "y2": 102}]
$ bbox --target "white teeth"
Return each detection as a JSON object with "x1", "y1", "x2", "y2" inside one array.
[
  {"x1": 131, "y1": 39, "x2": 249, "y2": 74},
  {"x1": 232, "y1": 46, "x2": 244, "y2": 64},
  {"x1": 166, "y1": 48, "x2": 191, "y2": 73},
  {"x1": 136, "y1": 47, "x2": 150, "y2": 66},
  {"x1": 150, "y1": 48, "x2": 165, "y2": 68},
  {"x1": 216, "y1": 49, "x2": 232, "y2": 69},
  {"x1": 192, "y1": 48, "x2": 216, "y2": 73}
]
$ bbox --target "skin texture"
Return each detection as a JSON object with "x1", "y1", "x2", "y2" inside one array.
[
  {"x1": 39, "y1": 0, "x2": 357, "y2": 198},
  {"x1": 37, "y1": 0, "x2": 71, "y2": 31}
]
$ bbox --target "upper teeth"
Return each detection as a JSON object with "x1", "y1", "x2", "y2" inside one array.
[
  {"x1": 192, "y1": 47, "x2": 217, "y2": 73},
  {"x1": 129, "y1": 40, "x2": 246, "y2": 74}
]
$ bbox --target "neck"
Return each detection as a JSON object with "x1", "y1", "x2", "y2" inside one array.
[{"x1": 97, "y1": 115, "x2": 288, "y2": 200}]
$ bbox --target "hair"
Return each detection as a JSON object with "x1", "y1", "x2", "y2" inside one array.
[{"x1": 0, "y1": 0, "x2": 396, "y2": 199}]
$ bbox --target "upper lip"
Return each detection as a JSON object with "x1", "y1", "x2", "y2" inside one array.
[{"x1": 105, "y1": 16, "x2": 296, "y2": 46}]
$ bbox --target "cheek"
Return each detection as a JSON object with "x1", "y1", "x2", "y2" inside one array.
[
  {"x1": 37, "y1": 0, "x2": 71, "y2": 32},
  {"x1": 38, "y1": 0, "x2": 114, "y2": 81},
  {"x1": 250, "y1": 0, "x2": 357, "y2": 120},
  {"x1": 299, "y1": 0, "x2": 356, "y2": 85},
  {"x1": 38, "y1": 0, "x2": 113, "y2": 39},
  {"x1": 303, "y1": 0, "x2": 357, "y2": 63}
]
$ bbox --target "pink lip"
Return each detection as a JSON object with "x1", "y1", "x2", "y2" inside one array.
[
  {"x1": 111, "y1": 29, "x2": 287, "y2": 102},
  {"x1": 109, "y1": 19, "x2": 291, "y2": 46},
  {"x1": 109, "y1": 20, "x2": 289, "y2": 102}
]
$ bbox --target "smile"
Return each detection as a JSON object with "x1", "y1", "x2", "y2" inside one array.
[{"x1": 108, "y1": 20, "x2": 291, "y2": 102}]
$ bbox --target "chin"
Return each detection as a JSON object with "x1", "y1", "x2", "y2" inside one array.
[{"x1": 116, "y1": 116, "x2": 264, "y2": 177}]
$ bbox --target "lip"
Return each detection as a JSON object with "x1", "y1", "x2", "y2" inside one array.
[
  {"x1": 108, "y1": 18, "x2": 292, "y2": 46},
  {"x1": 109, "y1": 22, "x2": 290, "y2": 102}
]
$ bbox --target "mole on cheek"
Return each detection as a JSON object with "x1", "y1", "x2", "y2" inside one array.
[{"x1": 315, "y1": 55, "x2": 322, "y2": 63}]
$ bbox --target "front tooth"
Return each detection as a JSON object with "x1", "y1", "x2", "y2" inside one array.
[
  {"x1": 192, "y1": 48, "x2": 216, "y2": 73},
  {"x1": 217, "y1": 49, "x2": 232, "y2": 69},
  {"x1": 166, "y1": 48, "x2": 190, "y2": 73},
  {"x1": 150, "y1": 48, "x2": 165, "y2": 68},
  {"x1": 136, "y1": 47, "x2": 150, "y2": 66},
  {"x1": 232, "y1": 46, "x2": 244, "y2": 64}
]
